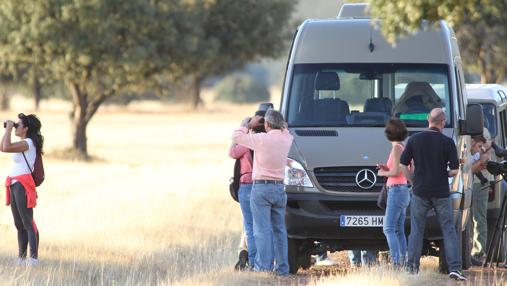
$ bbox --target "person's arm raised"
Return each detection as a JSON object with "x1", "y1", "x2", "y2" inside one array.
[{"x1": 1, "y1": 120, "x2": 28, "y2": 153}]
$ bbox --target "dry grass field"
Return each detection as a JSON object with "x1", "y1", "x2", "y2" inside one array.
[{"x1": 0, "y1": 95, "x2": 504, "y2": 286}]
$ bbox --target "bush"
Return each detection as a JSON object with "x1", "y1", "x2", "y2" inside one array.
[{"x1": 214, "y1": 74, "x2": 270, "y2": 103}]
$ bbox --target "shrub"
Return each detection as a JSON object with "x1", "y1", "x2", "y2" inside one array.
[{"x1": 214, "y1": 74, "x2": 270, "y2": 103}]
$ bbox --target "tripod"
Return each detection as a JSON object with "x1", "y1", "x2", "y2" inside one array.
[{"x1": 483, "y1": 176, "x2": 507, "y2": 268}]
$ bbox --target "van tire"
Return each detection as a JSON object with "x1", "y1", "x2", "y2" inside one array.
[
  {"x1": 288, "y1": 238, "x2": 301, "y2": 274},
  {"x1": 299, "y1": 241, "x2": 312, "y2": 270}
]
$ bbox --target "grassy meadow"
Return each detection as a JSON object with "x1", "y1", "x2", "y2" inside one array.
[{"x1": 0, "y1": 95, "x2": 503, "y2": 286}]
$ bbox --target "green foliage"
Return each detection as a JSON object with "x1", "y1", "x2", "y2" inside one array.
[
  {"x1": 366, "y1": 0, "x2": 507, "y2": 83},
  {"x1": 215, "y1": 74, "x2": 270, "y2": 103},
  {"x1": 0, "y1": 0, "x2": 296, "y2": 155},
  {"x1": 367, "y1": 0, "x2": 503, "y2": 43}
]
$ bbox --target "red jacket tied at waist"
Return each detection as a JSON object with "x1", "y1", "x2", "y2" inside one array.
[{"x1": 5, "y1": 174, "x2": 37, "y2": 208}]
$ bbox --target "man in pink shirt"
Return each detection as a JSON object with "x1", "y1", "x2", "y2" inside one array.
[{"x1": 232, "y1": 109, "x2": 293, "y2": 275}]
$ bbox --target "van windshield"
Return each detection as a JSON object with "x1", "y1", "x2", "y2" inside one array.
[{"x1": 287, "y1": 64, "x2": 452, "y2": 127}]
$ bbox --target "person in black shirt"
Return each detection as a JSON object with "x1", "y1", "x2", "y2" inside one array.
[{"x1": 400, "y1": 108, "x2": 466, "y2": 281}]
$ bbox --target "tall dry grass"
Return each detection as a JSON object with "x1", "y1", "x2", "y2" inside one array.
[
  {"x1": 0, "y1": 96, "x2": 251, "y2": 285},
  {"x1": 0, "y1": 96, "x2": 503, "y2": 286}
]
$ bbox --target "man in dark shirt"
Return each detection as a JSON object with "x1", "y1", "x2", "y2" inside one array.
[{"x1": 400, "y1": 108, "x2": 466, "y2": 281}]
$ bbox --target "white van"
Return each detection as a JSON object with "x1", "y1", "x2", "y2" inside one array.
[
  {"x1": 467, "y1": 84, "x2": 507, "y2": 260},
  {"x1": 275, "y1": 3, "x2": 484, "y2": 273}
]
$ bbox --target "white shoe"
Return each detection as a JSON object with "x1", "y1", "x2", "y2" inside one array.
[
  {"x1": 26, "y1": 258, "x2": 39, "y2": 266},
  {"x1": 315, "y1": 257, "x2": 338, "y2": 266},
  {"x1": 15, "y1": 257, "x2": 25, "y2": 266}
]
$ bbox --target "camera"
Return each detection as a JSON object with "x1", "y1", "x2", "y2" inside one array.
[
  {"x1": 3, "y1": 122, "x2": 18, "y2": 128},
  {"x1": 486, "y1": 160, "x2": 507, "y2": 176}
]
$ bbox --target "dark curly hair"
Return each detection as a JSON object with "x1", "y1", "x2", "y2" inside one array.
[
  {"x1": 18, "y1": 113, "x2": 44, "y2": 155},
  {"x1": 385, "y1": 118, "x2": 408, "y2": 142}
]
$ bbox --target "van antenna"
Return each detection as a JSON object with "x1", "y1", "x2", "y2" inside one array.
[{"x1": 369, "y1": 27, "x2": 375, "y2": 53}]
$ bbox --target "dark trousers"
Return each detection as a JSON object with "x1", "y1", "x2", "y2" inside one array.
[
  {"x1": 10, "y1": 182, "x2": 38, "y2": 259},
  {"x1": 407, "y1": 194, "x2": 460, "y2": 272}
]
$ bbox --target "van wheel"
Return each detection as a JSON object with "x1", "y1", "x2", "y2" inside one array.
[
  {"x1": 298, "y1": 241, "x2": 312, "y2": 270},
  {"x1": 288, "y1": 238, "x2": 302, "y2": 274}
]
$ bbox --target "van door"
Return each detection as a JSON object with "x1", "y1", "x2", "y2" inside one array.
[{"x1": 453, "y1": 61, "x2": 472, "y2": 220}]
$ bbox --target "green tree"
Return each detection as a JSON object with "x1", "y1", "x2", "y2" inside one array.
[
  {"x1": 215, "y1": 74, "x2": 270, "y2": 103},
  {"x1": 367, "y1": 0, "x2": 507, "y2": 83},
  {"x1": 0, "y1": 0, "x2": 192, "y2": 158},
  {"x1": 182, "y1": 0, "x2": 295, "y2": 109}
]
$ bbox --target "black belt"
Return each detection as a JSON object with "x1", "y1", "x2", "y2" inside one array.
[{"x1": 254, "y1": 180, "x2": 284, "y2": 185}]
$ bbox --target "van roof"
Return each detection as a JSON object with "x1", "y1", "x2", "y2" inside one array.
[
  {"x1": 466, "y1": 84, "x2": 507, "y2": 105},
  {"x1": 293, "y1": 19, "x2": 453, "y2": 64},
  {"x1": 337, "y1": 3, "x2": 369, "y2": 19}
]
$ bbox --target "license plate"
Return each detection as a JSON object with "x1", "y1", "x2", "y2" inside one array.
[{"x1": 339, "y1": 215, "x2": 384, "y2": 227}]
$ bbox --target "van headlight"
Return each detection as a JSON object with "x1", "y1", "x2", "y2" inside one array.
[{"x1": 284, "y1": 158, "x2": 314, "y2": 187}]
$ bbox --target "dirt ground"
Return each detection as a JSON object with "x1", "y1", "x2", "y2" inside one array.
[{"x1": 226, "y1": 252, "x2": 507, "y2": 286}]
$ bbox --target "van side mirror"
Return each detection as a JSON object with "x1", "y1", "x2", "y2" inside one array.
[{"x1": 460, "y1": 103, "x2": 484, "y2": 135}]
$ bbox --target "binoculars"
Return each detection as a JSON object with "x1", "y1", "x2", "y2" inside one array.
[{"x1": 3, "y1": 122, "x2": 19, "y2": 128}]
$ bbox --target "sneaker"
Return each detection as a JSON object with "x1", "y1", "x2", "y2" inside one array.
[
  {"x1": 234, "y1": 250, "x2": 248, "y2": 271},
  {"x1": 470, "y1": 255, "x2": 483, "y2": 266},
  {"x1": 315, "y1": 257, "x2": 338, "y2": 266},
  {"x1": 14, "y1": 257, "x2": 25, "y2": 266},
  {"x1": 26, "y1": 258, "x2": 39, "y2": 266},
  {"x1": 449, "y1": 270, "x2": 467, "y2": 281}
]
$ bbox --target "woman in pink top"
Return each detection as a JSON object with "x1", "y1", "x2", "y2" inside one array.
[
  {"x1": 377, "y1": 118, "x2": 410, "y2": 267},
  {"x1": 229, "y1": 110, "x2": 268, "y2": 269}
]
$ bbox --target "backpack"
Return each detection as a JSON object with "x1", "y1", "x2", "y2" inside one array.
[
  {"x1": 229, "y1": 150, "x2": 253, "y2": 202},
  {"x1": 22, "y1": 152, "x2": 45, "y2": 187}
]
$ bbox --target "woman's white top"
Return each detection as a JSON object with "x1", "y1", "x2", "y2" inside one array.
[{"x1": 11, "y1": 138, "x2": 36, "y2": 179}]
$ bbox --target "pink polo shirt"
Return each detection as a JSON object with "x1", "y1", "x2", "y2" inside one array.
[{"x1": 232, "y1": 127, "x2": 293, "y2": 181}]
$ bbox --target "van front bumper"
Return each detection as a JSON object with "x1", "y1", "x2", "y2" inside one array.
[{"x1": 285, "y1": 191, "x2": 464, "y2": 246}]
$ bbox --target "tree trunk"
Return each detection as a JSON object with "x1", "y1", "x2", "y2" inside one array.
[
  {"x1": 33, "y1": 76, "x2": 42, "y2": 110},
  {"x1": 66, "y1": 80, "x2": 89, "y2": 159},
  {"x1": 71, "y1": 110, "x2": 88, "y2": 157},
  {"x1": 0, "y1": 90, "x2": 8, "y2": 111},
  {"x1": 65, "y1": 80, "x2": 113, "y2": 160},
  {"x1": 192, "y1": 77, "x2": 203, "y2": 110}
]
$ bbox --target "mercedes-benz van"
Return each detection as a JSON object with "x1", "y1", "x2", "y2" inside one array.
[{"x1": 274, "y1": 3, "x2": 483, "y2": 273}]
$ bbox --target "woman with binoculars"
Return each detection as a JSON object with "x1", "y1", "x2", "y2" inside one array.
[{"x1": 2, "y1": 113, "x2": 43, "y2": 266}]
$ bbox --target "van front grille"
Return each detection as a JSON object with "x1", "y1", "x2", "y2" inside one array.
[{"x1": 314, "y1": 166, "x2": 386, "y2": 192}]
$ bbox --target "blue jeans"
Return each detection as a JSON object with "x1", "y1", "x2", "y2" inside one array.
[
  {"x1": 348, "y1": 250, "x2": 377, "y2": 266},
  {"x1": 238, "y1": 183, "x2": 256, "y2": 266},
  {"x1": 407, "y1": 194, "x2": 461, "y2": 273},
  {"x1": 383, "y1": 184, "x2": 410, "y2": 265},
  {"x1": 250, "y1": 183, "x2": 289, "y2": 275}
]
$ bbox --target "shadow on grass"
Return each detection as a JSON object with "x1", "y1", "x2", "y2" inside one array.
[{"x1": 46, "y1": 148, "x2": 107, "y2": 163}]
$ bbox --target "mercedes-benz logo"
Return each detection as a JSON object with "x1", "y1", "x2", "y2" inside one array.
[{"x1": 355, "y1": 169, "x2": 377, "y2": 189}]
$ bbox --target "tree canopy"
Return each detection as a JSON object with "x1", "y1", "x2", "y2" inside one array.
[
  {"x1": 180, "y1": 0, "x2": 294, "y2": 108},
  {"x1": 367, "y1": 0, "x2": 507, "y2": 83},
  {"x1": 0, "y1": 0, "x2": 295, "y2": 158}
]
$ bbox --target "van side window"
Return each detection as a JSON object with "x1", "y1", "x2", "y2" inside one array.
[
  {"x1": 454, "y1": 66, "x2": 466, "y2": 116},
  {"x1": 481, "y1": 104, "x2": 497, "y2": 138},
  {"x1": 500, "y1": 110, "x2": 507, "y2": 148}
]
